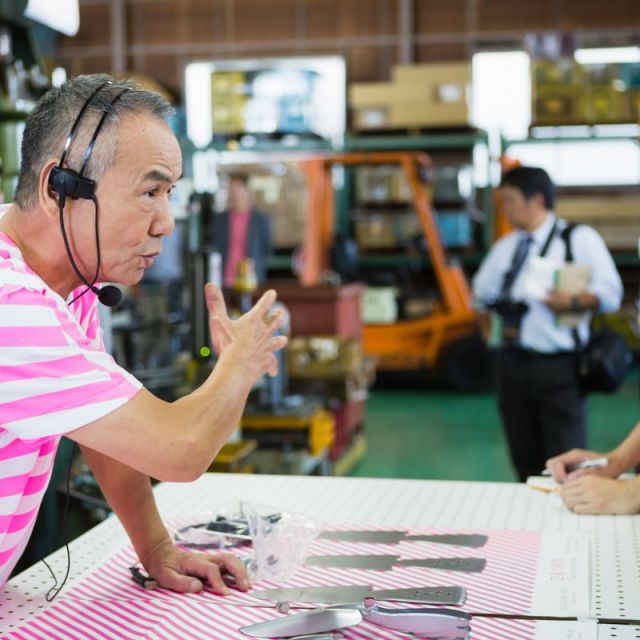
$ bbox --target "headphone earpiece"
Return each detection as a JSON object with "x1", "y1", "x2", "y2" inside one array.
[{"x1": 49, "y1": 166, "x2": 96, "y2": 209}]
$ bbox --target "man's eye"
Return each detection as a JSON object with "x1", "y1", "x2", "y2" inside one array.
[{"x1": 145, "y1": 188, "x2": 158, "y2": 198}]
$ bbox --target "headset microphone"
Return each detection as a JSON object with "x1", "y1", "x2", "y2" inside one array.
[{"x1": 49, "y1": 82, "x2": 129, "y2": 308}]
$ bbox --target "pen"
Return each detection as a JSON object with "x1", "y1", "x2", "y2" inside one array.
[
  {"x1": 541, "y1": 456, "x2": 609, "y2": 476},
  {"x1": 129, "y1": 565, "x2": 158, "y2": 590}
]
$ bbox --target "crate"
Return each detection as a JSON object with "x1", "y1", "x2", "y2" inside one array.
[
  {"x1": 272, "y1": 283, "x2": 364, "y2": 339},
  {"x1": 330, "y1": 399, "x2": 366, "y2": 462},
  {"x1": 583, "y1": 87, "x2": 627, "y2": 123},
  {"x1": 531, "y1": 59, "x2": 583, "y2": 86},
  {"x1": 287, "y1": 336, "x2": 363, "y2": 380},
  {"x1": 355, "y1": 214, "x2": 396, "y2": 249},
  {"x1": 532, "y1": 86, "x2": 582, "y2": 125},
  {"x1": 583, "y1": 63, "x2": 619, "y2": 87}
]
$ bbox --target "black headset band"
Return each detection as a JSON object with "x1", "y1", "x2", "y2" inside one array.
[
  {"x1": 79, "y1": 88, "x2": 130, "y2": 177},
  {"x1": 59, "y1": 81, "x2": 112, "y2": 169}
]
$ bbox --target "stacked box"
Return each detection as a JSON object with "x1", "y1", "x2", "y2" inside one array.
[
  {"x1": 556, "y1": 196, "x2": 640, "y2": 250},
  {"x1": 532, "y1": 59, "x2": 639, "y2": 125},
  {"x1": 349, "y1": 62, "x2": 471, "y2": 130},
  {"x1": 355, "y1": 166, "x2": 412, "y2": 204},
  {"x1": 211, "y1": 71, "x2": 247, "y2": 133}
]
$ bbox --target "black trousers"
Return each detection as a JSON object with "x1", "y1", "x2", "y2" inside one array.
[{"x1": 496, "y1": 349, "x2": 586, "y2": 482}]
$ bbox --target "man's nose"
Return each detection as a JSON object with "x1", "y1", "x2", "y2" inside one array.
[{"x1": 152, "y1": 201, "x2": 175, "y2": 237}]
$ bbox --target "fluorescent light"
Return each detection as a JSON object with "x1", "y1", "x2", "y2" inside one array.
[
  {"x1": 25, "y1": 0, "x2": 79, "y2": 36},
  {"x1": 574, "y1": 46, "x2": 640, "y2": 64}
]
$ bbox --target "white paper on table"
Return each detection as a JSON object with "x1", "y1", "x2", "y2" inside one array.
[
  {"x1": 534, "y1": 619, "x2": 597, "y2": 640},
  {"x1": 530, "y1": 531, "x2": 592, "y2": 617},
  {"x1": 519, "y1": 255, "x2": 563, "y2": 300}
]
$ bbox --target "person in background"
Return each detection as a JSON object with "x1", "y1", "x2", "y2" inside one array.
[
  {"x1": 208, "y1": 172, "x2": 272, "y2": 290},
  {"x1": 473, "y1": 166, "x2": 623, "y2": 482},
  {"x1": 0, "y1": 74, "x2": 286, "y2": 592},
  {"x1": 545, "y1": 425, "x2": 640, "y2": 514}
]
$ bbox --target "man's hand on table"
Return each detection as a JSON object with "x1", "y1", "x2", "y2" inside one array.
[
  {"x1": 142, "y1": 540, "x2": 251, "y2": 595},
  {"x1": 560, "y1": 475, "x2": 640, "y2": 515}
]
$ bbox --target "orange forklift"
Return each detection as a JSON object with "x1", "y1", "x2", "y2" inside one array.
[{"x1": 297, "y1": 151, "x2": 493, "y2": 392}]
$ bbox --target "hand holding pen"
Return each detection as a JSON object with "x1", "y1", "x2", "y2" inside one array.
[
  {"x1": 543, "y1": 449, "x2": 614, "y2": 484},
  {"x1": 542, "y1": 457, "x2": 610, "y2": 477}
]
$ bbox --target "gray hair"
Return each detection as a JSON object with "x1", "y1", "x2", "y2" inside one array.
[{"x1": 15, "y1": 73, "x2": 174, "y2": 210}]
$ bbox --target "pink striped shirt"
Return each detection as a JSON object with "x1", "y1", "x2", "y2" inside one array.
[{"x1": 0, "y1": 231, "x2": 142, "y2": 586}]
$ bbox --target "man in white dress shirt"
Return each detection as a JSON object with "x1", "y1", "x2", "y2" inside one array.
[{"x1": 473, "y1": 166, "x2": 623, "y2": 481}]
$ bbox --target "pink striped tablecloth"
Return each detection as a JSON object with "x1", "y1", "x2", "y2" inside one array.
[{"x1": 5, "y1": 526, "x2": 541, "y2": 639}]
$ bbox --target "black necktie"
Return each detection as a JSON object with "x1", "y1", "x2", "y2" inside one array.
[{"x1": 499, "y1": 234, "x2": 532, "y2": 300}]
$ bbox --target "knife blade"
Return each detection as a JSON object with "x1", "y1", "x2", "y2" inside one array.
[
  {"x1": 319, "y1": 530, "x2": 407, "y2": 544},
  {"x1": 405, "y1": 534, "x2": 488, "y2": 548},
  {"x1": 305, "y1": 554, "x2": 485, "y2": 573},
  {"x1": 239, "y1": 608, "x2": 362, "y2": 638},
  {"x1": 253, "y1": 584, "x2": 466, "y2": 606},
  {"x1": 396, "y1": 557, "x2": 486, "y2": 572}
]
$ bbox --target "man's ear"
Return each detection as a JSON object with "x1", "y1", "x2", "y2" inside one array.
[
  {"x1": 531, "y1": 192, "x2": 546, "y2": 212},
  {"x1": 39, "y1": 159, "x2": 63, "y2": 220}
]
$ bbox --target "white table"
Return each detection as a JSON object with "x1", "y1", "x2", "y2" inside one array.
[{"x1": 3, "y1": 474, "x2": 640, "y2": 638}]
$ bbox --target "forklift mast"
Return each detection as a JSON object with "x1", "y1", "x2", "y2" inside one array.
[{"x1": 299, "y1": 151, "x2": 491, "y2": 391}]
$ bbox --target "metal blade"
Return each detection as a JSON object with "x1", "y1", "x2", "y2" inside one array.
[
  {"x1": 405, "y1": 534, "x2": 488, "y2": 548},
  {"x1": 371, "y1": 586, "x2": 467, "y2": 606},
  {"x1": 253, "y1": 585, "x2": 372, "y2": 604},
  {"x1": 365, "y1": 605, "x2": 471, "y2": 640},
  {"x1": 396, "y1": 557, "x2": 486, "y2": 572},
  {"x1": 253, "y1": 584, "x2": 465, "y2": 606},
  {"x1": 305, "y1": 555, "x2": 398, "y2": 570},
  {"x1": 319, "y1": 530, "x2": 407, "y2": 544},
  {"x1": 239, "y1": 608, "x2": 363, "y2": 638}
]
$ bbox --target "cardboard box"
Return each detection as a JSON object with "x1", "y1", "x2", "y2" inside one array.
[
  {"x1": 350, "y1": 62, "x2": 471, "y2": 129},
  {"x1": 392, "y1": 62, "x2": 471, "y2": 86},
  {"x1": 556, "y1": 196, "x2": 640, "y2": 221},
  {"x1": 349, "y1": 82, "x2": 398, "y2": 108},
  {"x1": 389, "y1": 101, "x2": 469, "y2": 128},
  {"x1": 353, "y1": 107, "x2": 390, "y2": 129}
]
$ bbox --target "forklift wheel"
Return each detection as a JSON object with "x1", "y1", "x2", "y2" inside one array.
[{"x1": 439, "y1": 334, "x2": 495, "y2": 393}]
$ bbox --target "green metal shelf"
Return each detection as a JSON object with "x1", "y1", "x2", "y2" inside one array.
[
  {"x1": 204, "y1": 138, "x2": 333, "y2": 153},
  {"x1": 612, "y1": 253, "x2": 640, "y2": 267},
  {"x1": 344, "y1": 129, "x2": 489, "y2": 152},
  {"x1": 357, "y1": 252, "x2": 483, "y2": 268}
]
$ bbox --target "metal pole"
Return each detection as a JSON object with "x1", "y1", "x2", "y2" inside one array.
[
  {"x1": 398, "y1": 0, "x2": 414, "y2": 65},
  {"x1": 110, "y1": 0, "x2": 126, "y2": 74}
]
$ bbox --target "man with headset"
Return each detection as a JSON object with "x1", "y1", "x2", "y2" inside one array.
[{"x1": 0, "y1": 74, "x2": 286, "y2": 593}]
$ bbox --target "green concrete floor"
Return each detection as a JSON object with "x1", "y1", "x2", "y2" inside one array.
[{"x1": 351, "y1": 369, "x2": 639, "y2": 482}]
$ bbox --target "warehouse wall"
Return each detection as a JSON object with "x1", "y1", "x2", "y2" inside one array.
[{"x1": 58, "y1": 0, "x2": 640, "y2": 97}]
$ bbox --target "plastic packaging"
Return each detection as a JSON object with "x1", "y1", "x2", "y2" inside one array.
[{"x1": 244, "y1": 502, "x2": 320, "y2": 582}]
